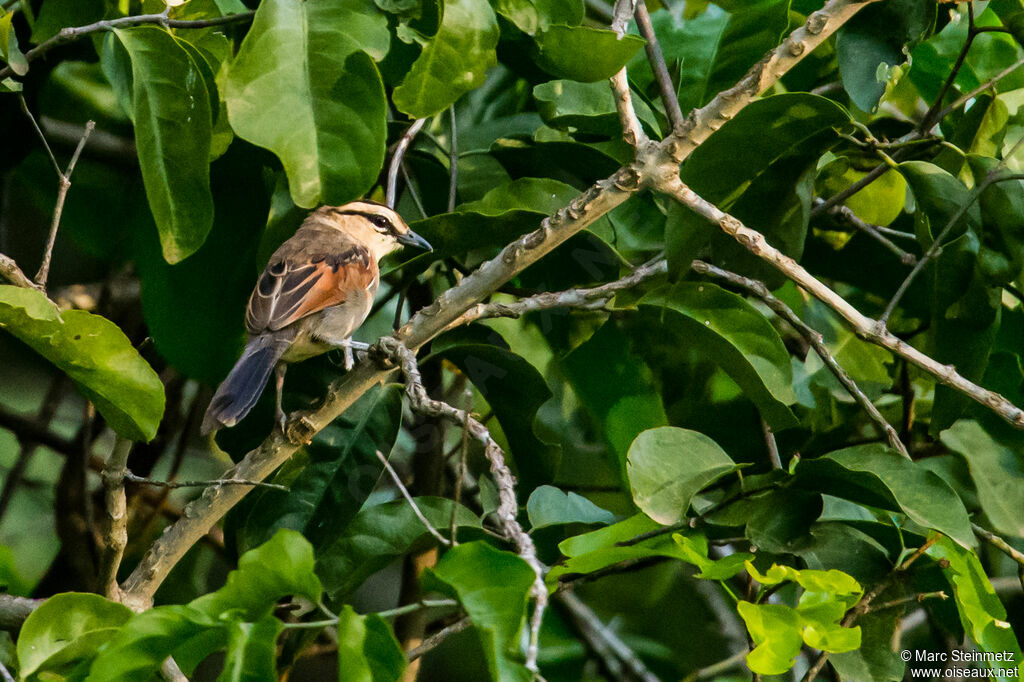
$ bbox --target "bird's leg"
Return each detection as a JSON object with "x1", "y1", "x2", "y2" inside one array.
[
  {"x1": 331, "y1": 338, "x2": 371, "y2": 370},
  {"x1": 275, "y1": 364, "x2": 287, "y2": 431}
]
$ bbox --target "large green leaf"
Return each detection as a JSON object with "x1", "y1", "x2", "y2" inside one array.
[
  {"x1": 224, "y1": 0, "x2": 389, "y2": 207},
  {"x1": 793, "y1": 444, "x2": 975, "y2": 547},
  {"x1": 430, "y1": 542, "x2": 535, "y2": 682},
  {"x1": 639, "y1": 283, "x2": 799, "y2": 430},
  {"x1": 626, "y1": 426, "x2": 737, "y2": 525},
  {"x1": 336, "y1": 607, "x2": 406, "y2": 682},
  {"x1": 393, "y1": 0, "x2": 498, "y2": 117},
  {"x1": 493, "y1": 0, "x2": 582, "y2": 35},
  {"x1": 533, "y1": 26, "x2": 644, "y2": 83},
  {"x1": 941, "y1": 421, "x2": 1024, "y2": 537},
  {"x1": 836, "y1": 0, "x2": 935, "y2": 111},
  {"x1": 927, "y1": 534, "x2": 1022, "y2": 674},
  {"x1": 533, "y1": 79, "x2": 658, "y2": 137},
  {"x1": 17, "y1": 593, "x2": 132, "y2": 679},
  {"x1": 318, "y1": 497, "x2": 480, "y2": 598},
  {"x1": 0, "y1": 286, "x2": 164, "y2": 441},
  {"x1": 526, "y1": 486, "x2": 616, "y2": 530},
  {"x1": 220, "y1": 616, "x2": 282, "y2": 682},
  {"x1": 109, "y1": 27, "x2": 214, "y2": 264}
]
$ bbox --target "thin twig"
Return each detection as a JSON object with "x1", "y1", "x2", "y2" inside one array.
[
  {"x1": 973, "y1": 523, "x2": 1024, "y2": 567},
  {"x1": 634, "y1": 0, "x2": 685, "y2": 132},
  {"x1": 99, "y1": 436, "x2": 133, "y2": 600},
  {"x1": 0, "y1": 11, "x2": 256, "y2": 80},
  {"x1": 387, "y1": 119, "x2": 427, "y2": 208},
  {"x1": 664, "y1": 178, "x2": 1024, "y2": 431},
  {"x1": 866, "y1": 590, "x2": 947, "y2": 613},
  {"x1": 123, "y1": 471, "x2": 289, "y2": 492},
  {"x1": 375, "y1": 449, "x2": 452, "y2": 547},
  {"x1": 608, "y1": 0, "x2": 645, "y2": 148},
  {"x1": 35, "y1": 120, "x2": 95, "y2": 289},
  {"x1": 405, "y1": 617, "x2": 472, "y2": 661},
  {"x1": 693, "y1": 260, "x2": 910, "y2": 458},
  {"x1": 918, "y1": 5, "x2": 979, "y2": 135},
  {"x1": 812, "y1": 198, "x2": 917, "y2": 265},
  {"x1": 559, "y1": 592, "x2": 660, "y2": 682},
  {"x1": 377, "y1": 338, "x2": 547, "y2": 673},
  {"x1": 19, "y1": 94, "x2": 61, "y2": 176},
  {"x1": 761, "y1": 418, "x2": 782, "y2": 470},
  {"x1": 683, "y1": 649, "x2": 750, "y2": 682},
  {"x1": 609, "y1": 0, "x2": 637, "y2": 36},
  {"x1": 448, "y1": 106, "x2": 458, "y2": 213},
  {"x1": 0, "y1": 661, "x2": 13, "y2": 682}
]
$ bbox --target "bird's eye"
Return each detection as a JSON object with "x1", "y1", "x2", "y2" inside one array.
[{"x1": 370, "y1": 215, "x2": 391, "y2": 231}]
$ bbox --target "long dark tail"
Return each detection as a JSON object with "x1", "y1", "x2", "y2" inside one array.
[{"x1": 201, "y1": 336, "x2": 288, "y2": 434}]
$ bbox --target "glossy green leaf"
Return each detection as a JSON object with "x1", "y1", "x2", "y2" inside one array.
[
  {"x1": 194, "y1": 529, "x2": 322, "y2": 620},
  {"x1": 493, "y1": 0, "x2": 582, "y2": 35},
  {"x1": 110, "y1": 27, "x2": 214, "y2": 263},
  {"x1": 318, "y1": 497, "x2": 481, "y2": 598},
  {"x1": 224, "y1": 0, "x2": 389, "y2": 207},
  {"x1": 793, "y1": 444, "x2": 975, "y2": 548},
  {"x1": 533, "y1": 26, "x2": 644, "y2": 83},
  {"x1": 17, "y1": 593, "x2": 132, "y2": 678},
  {"x1": 219, "y1": 616, "x2": 282, "y2": 682},
  {"x1": 836, "y1": 0, "x2": 935, "y2": 111},
  {"x1": 0, "y1": 10, "x2": 27, "y2": 76},
  {"x1": 738, "y1": 602, "x2": 804, "y2": 675},
  {"x1": 32, "y1": 0, "x2": 105, "y2": 43},
  {"x1": 526, "y1": 486, "x2": 616, "y2": 530},
  {"x1": 0, "y1": 285, "x2": 164, "y2": 441},
  {"x1": 927, "y1": 534, "x2": 1023, "y2": 672},
  {"x1": 941, "y1": 421, "x2": 1024, "y2": 537},
  {"x1": 627, "y1": 426, "x2": 736, "y2": 525},
  {"x1": 640, "y1": 283, "x2": 799, "y2": 430},
  {"x1": 232, "y1": 384, "x2": 404, "y2": 552},
  {"x1": 393, "y1": 0, "x2": 498, "y2": 117},
  {"x1": 816, "y1": 156, "x2": 908, "y2": 227},
  {"x1": 533, "y1": 80, "x2": 658, "y2": 137},
  {"x1": 337, "y1": 606, "x2": 406, "y2": 682},
  {"x1": 431, "y1": 542, "x2": 535, "y2": 682}
]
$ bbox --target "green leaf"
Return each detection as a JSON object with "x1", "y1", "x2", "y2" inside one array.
[
  {"x1": 836, "y1": 0, "x2": 935, "y2": 111},
  {"x1": 793, "y1": 443, "x2": 975, "y2": 548},
  {"x1": 926, "y1": 534, "x2": 1023, "y2": 672},
  {"x1": 109, "y1": 27, "x2": 214, "y2": 263},
  {"x1": 194, "y1": 529, "x2": 322, "y2": 621},
  {"x1": 526, "y1": 486, "x2": 616, "y2": 530},
  {"x1": 941, "y1": 421, "x2": 1024, "y2": 537},
  {"x1": 493, "y1": 0, "x2": 582, "y2": 35},
  {"x1": 533, "y1": 80, "x2": 658, "y2": 137},
  {"x1": 431, "y1": 542, "x2": 535, "y2": 682},
  {"x1": 219, "y1": 616, "x2": 282, "y2": 682},
  {"x1": 970, "y1": 155, "x2": 1024, "y2": 283},
  {"x1": 737, "y1": 602, "x2": 804, "y2": 675},
  {"x1": 224, "y1": 0, "x2": 389, "y2": 207},
  {"x1": 232, "y1": 384, "x2": 404, "y2": 551},
  {"x1": 626, "y1": 426, "x2": 736, "y2": 525},
  {"x1": 392, "y1": 0, "x2": 498, "y2": 117},
  {"x1": 672, "y1": 533, "x2": 752, "y2": 580},
  {"x1": 533, "y1": 26, "x2": 644, "y2": 83},
  {"x1": 0, "y1": 285, "x2": 165, "y2": 441},
  {"x1": 337, "y1": 606, "x2": 406, "y2": 682},
  {"x1": 32, "y1": 0, "x2": 105, "y2": 43},
  {"x1": 639, "y1": 282, "x2": 799, "y2": 430},
  {"x1": 17, "y1": 593, "x2": 132, "y2": 679},
  {"x1": 0, "y1": 10, "x2": 27, "y2": 76},
  {"x1": 318, "y1": 497, "x2": 480, "y2": 598}
]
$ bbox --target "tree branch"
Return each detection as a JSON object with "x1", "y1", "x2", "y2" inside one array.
[
  {"x1": 634, "y1": 0, "x2": 685, "y2": 132},
  {"x1": 99, "y1": 436, "x2": 133, "y2": 600},
  {"x1": 0, "y1": 253, "x2": 38, "y2": 289},
  {"x1": 0, "y1": 594, "x2": 42, "y2": 631},
  {"x1": 386, "y1": 118, "x2": 427, "y2": 208},
  {"x1": 375, "y1": 449, "x2": 451, "y2": 546},
  {"x1": 559, "y1": 591, "x2": 660, "y2": 682},
  {"x1": 813, "y1": 198, "x2": 917, "y2": 265}
]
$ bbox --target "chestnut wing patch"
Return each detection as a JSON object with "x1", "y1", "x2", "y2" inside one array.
[{"x1": 246, "y1": 247, "x2": 374, "y2": 333}]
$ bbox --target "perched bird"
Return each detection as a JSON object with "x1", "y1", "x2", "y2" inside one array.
[{"x1": 201, "y1": 201, "x2": 431, "y2": 434}]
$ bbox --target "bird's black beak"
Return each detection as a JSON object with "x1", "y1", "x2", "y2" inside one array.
[{"x1": 397, "y1": 230, "x2": 433, "y2": 252}]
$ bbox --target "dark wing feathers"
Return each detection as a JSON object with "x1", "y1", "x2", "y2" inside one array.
[{"x1": 245, "y1": 244, "x2": 374, "y2": 334}]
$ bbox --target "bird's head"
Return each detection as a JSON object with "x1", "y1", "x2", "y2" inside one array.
[{"x1": 317, "y1": 201, "x2": 432, "y2": 260}]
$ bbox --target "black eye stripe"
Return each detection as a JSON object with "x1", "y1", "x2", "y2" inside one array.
[{"x1": 333, "y1": 209, "x2": 398, "y2": 233}]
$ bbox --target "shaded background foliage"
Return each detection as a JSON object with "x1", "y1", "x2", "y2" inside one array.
[{"x1": 0, "y1": 0, "x2": 1023, "y2": 679}]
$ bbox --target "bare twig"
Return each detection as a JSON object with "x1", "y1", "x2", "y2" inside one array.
[
  {"x1": 0, "y1": 11, "x2": 256, "y2": 80},
  {"x1": 918, "y1": 4, "x2": 979, "y2": 135},
  {"x1": 559, "y1": 592, "x2": 660, "y2": 682},
  {"x1": 0, "y1": 253, "x2": 39, "y2": 289},
  {"x1": 377, "y1": 337, "x2": 548, "y2": 673},
  {"x1": 34, "y1": 120, "x2": 95, "y2": 289},
  {"x1": 123, "y1": 471, "x2": 290, "y2": 492},
  {"x1": 972, "y1": 523, "x2": 1024, "y2": 567},
  {"x1": 693, "y1": 260, "x2": 910, "y2": 458},
  {"x1": 610, "y1": 69, "x2": 646, "y2": 148},
  {"x1": 18, "y1": 94, "x2": 61, "y2": 176},
  {"x1": 405, "y1": 617, "x2": 472, "y2": 661},
  {"x1": 761, "y1": 418, "x2": 782, "y2": 469},
  {"x1": 683, "y1": 649, "x2": 749, "y2": 682},
  {"x1": 99, "y1": 436, "x2": 133, "y2": 600},
  {"x1": 634, "y1": 0, "x2": 685, "y2": 132},
  {"x1": 375, "y1": 449, "x2": 452, "y2": 546},
  {"x1": 663, "y1": 177, "x2": 1024, "y2": 431},
  {"x1": 0, "y1": 594, "x2": 42, "y2": 631},
  {"x1": 448, "y1": 106, "x2": 458, "y2": 213},
  {"x1": 0, "y1": 661, "x2": 13, "y2": 682},
  {"x1": 386, "y1": 118, "x2": 427, "y2": 208},
  {"x1": 812, "y1": 198, "x2": 917, "y2": 265},
  {"x1": 866, "y1": 590, "x2": 947, "y2": 613}
]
